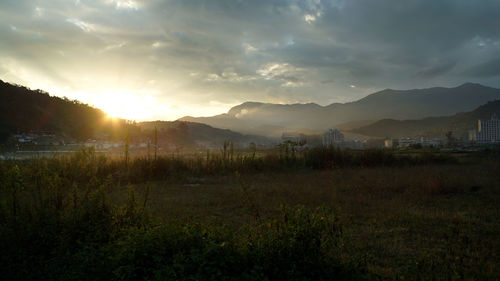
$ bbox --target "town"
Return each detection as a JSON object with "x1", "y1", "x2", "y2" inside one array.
[{"x1": 3, "y1": 114, "x2": 499, "y2": 158}]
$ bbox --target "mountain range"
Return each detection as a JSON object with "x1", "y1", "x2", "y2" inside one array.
[
  {"x1": 3, "y1": 79, "x2": 500, "y2": 144},
  {"x1": 180, "y1": 83, "x2": 500, "y2": 137}
]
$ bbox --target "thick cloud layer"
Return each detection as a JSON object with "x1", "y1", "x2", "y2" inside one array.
[{"x1": 1, "y1": 0, "x2": 500, "y2": 120}]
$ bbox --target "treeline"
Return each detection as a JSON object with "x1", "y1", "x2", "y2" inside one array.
[{"x1": 0, "y1": 80, "x2": 136, "y2": 142}]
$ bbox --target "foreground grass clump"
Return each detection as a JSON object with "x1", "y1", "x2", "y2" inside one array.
[
  {"x1": 0, "y1": 201, "x2": 366, "y2": 280},
  {"x1": 109, "y1": 206, "x2": 366, "y2": 281}
]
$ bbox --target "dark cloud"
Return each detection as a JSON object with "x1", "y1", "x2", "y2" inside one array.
[
  {"x1": 463, "y1": 57, "x2": 500, "y2": 78},
  {"x1": 415, "y1": 61, "x2": 456, "y2": 79}
]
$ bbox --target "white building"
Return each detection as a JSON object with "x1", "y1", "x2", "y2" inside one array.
[
  {"x1": 323, "y1": 129, "x2": 344, "y2": 146},
  {"x1": 476, "y1": 114, "x2": 500, "y2": 144}
]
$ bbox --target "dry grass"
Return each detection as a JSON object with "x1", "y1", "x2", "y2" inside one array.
[
  {"x1": 117, "y1": 163, "x2": 500, "y2": 279},
  {"x1": 2, "y1": 149, "x2": 499, "y2": 280}
]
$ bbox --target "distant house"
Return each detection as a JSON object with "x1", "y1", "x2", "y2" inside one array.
[
  {"x1": 84, "y1": 139, "x2": 97, "y2": 147},
  {"x1": 13, "y1": 132, "x2": 64, "y2": 146},
  {"x1": 398, "y1": 137, "x2": 442, "y2": 148},
  {"x1": 421, "y1": 138, "x2": 442, "y2": 147}
]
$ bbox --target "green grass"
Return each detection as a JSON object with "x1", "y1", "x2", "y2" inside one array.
[{"x1": 0, "y1": 147, "x2": 499, "y2": 280}]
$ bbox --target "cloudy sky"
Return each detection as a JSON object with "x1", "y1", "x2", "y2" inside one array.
[{"x1": 1, "y1": 0, "x2": 500, "y2": 120}]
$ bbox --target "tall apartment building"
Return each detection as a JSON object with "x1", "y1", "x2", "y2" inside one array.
[{"x1": 476, "y1": 114, "x2": 500, "y2": 143}]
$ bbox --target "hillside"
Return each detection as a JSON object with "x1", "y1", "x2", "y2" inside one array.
[
  {"x1": 180, "y1": 83, "x2": 500, "y2": 137},
  {"x1": 0, "y1": 79, "x2": 134, "y2": 142},
  {"x1": 351, "y1": 100, "x2": 500, "y2": 138},
  {"x1": 138, "y1": 121, "x2": 272, "y2": 147}
]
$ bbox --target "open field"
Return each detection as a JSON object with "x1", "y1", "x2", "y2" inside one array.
[
  {"x1": 128, "y1": 164, "x2": 500, "y2": 280},
  {"x1": 1, "y1": 148, "x2": 499, "y2": 280}
]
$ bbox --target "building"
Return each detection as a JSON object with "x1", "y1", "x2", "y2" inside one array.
[
  {"x1": 384, "y1": 139, "x2": 393, "y2": 148},
  {"x1": 398, "y1": 138, "x2": 416, "y2": 148},
  {"x1": 468, "y1": 130, "x2": 477, "y2": 142},
  {"x1": 421, "y1": 138, "x2": 442, "y2": 147},
  {"x1": 398, "y1": 137, "x2": 442, "y2": 148},
  {"x1": 476, "y1": 114, "x2": 500, "y2": 144},
  {"x1": 323, "y1": 129, "x2": 344, "y2": 146}
]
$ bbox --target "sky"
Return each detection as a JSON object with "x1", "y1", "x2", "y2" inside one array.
[{"x1": 1, "y1": 0, "x2": 500, "y2": 121}]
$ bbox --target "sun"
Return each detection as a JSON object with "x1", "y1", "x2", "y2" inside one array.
[{"x1": 92, "y1": 89, "x2": 158, "y2": 121}]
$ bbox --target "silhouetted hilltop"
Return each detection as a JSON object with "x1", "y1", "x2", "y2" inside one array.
[
  {"x1": 351, "y1": 100, "x2": 500, "y2": 138},
  {"x1": 180, "y1": 83, "x2": 500, "y2": 137},
  {"x1": 0, "y1": 79, "x2": 134, "y2": 142}
]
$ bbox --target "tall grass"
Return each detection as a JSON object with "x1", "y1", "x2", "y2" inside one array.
[
  {"x1": 0, "y1": 165, "x2": 366, "y2": 280},
  {"x1": 0, "y1": 147, "x2": 462, "y2": 280},
  {"x1": 0, "y1": 147, "x2": 380, "y2": 281}
]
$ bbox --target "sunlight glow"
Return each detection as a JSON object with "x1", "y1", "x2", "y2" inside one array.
[{"x1": 91, "y1": 89, "x2": 159, "y2": 120}]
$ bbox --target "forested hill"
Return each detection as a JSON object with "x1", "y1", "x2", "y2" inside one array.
[
  {"x1": 139, "y1": 121, "x2": 271, "y2": 147},
  {"x1": 0, "y1": 79, "x2": 133, "y2": 142}
]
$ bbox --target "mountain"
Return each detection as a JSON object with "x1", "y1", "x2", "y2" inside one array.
[
  {"x1": 180, "y1": 83, "x2": 500, "y2": 137},
  {"x1": 350, "y1": 100, "x2": 500, "y2": 138}
]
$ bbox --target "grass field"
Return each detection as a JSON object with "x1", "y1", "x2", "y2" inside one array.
[
  {"x1": 0, "y1": 147, "x2": 499, "y2": 280},
  {"x1": 127, "y1": 164, "x2": 500, "y2": 280}
]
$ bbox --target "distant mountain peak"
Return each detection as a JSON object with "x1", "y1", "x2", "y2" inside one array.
[
  {"x1": 236, "y1": 101, "x2": 266, "y2": 108},
  {"x1": 456, "y1": 82, "x2": 486, "y2": 88}
]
